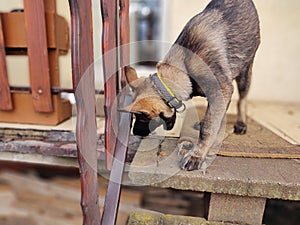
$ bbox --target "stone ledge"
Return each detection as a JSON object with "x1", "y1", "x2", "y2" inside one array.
[
  {"x1": 128, "y1": 104, "x2": 300, "y2": 201},
  {"x1": 128, "y1": 138, "x2": 300, "y2": 201},
  {"x1": 127, "y1": 211, "x2": 236, "y2": 225}
]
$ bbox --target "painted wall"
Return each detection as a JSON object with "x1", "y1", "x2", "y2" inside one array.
[
  {"x1": 166, "y1": 0, "x2": 300, "y2": 103},
  {"x1": 1, "y1": 0, "x2": 300, "y2": 103}
]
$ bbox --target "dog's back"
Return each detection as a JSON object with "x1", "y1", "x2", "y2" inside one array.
[{"x1": 171, "y1": 0, "x2": 260, "y2": 79}]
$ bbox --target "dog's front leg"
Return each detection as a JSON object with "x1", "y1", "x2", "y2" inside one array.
[
  {"x1": 179, "y1": 104, "x2": 220, "y2": 171},
  {"x1": 179, "y1": 84, "x2": 233, "y2": 171}
]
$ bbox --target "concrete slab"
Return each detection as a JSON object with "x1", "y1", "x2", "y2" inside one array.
[
  {"x1": 128, "y1": 137, "x2": 300, "y2": 201},
  {"x1": 128, "y1": 101, "x2": 300, "y2": 201},
  {"x1": 180, "y1": 100, "x2": 300, "y2": 159},
  {"x1": 208, "y1": 193, "x2": 266, "y2": 225},
  {"x1": 127, "y1": 211, "x2": 235, "y2": 225}
]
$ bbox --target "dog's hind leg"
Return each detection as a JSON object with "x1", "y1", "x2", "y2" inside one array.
[{"x1": 234, "y1": 59, "x2": 254, "y2": 134}]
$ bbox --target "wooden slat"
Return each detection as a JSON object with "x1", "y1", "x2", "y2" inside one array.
[
  {"x1": 49, "y1": 49, "x2": 60, "y2": 86},
  {"x1": 24, "y1": 0, "x2": 53, "y2": 112},
  {"x1": 0, "y1": 140, "x2": 78, "y2": 158},
  {"x1": 44, "y1": 0, "x2": 56, "y2": 13},
  {"x1": 68, "y1": 0, "x2": 101, "y2": 224},
  {"x1": 119, "y1": 0, "x2": 130, "y2": 88},
  {"x1": 0, "y1": 14, "x2": 13, "y2": 110},
  {"x1": 0, "y1": 92, "x2": 72, "y2": 125},
  {"x1": 101, "y1": 0, "x2": 118, "y2": 169},
  {"x1": 2, "y1": 12, "x2": 69, "y2": 51}
]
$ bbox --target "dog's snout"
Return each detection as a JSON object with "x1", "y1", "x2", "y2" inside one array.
[
  {"x1": 132, "y1": 120, "x2": 151, "y2": 136},
  {"x1": 132, "y1": 116, "x2": 163, "y2": 137},
  {"x1": 132, "y1": 113, "x2": 176, "y2": 137},
  {"x1": 160, "y1": 112, "x2": 176, "y2": 131},
  {"x1": 132, "y1": 113, "x2": 151, "y2": 136}
]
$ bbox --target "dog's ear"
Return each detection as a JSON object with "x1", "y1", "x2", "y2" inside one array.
[
  {"x1": 156, "y1": 62, "x2": 163, "y2": 70},
  {"x1": 125, "y1": 66, "x2": 143, "y2": 89}
]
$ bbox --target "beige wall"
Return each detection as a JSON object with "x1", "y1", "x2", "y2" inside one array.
[
  {"x1": 167, "y1": 0, "x2": 300, "y2": 103},
  {"x1": 253, "y1": 1, "x2": 300, "y2": 103},
  {"x1": 2, "y1": 0, "x2": 300, "y2": 103}
]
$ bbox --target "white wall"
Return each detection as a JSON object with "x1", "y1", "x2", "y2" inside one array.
[
  {"x1": 252, "y1": 1, "x2": 300, "y2": 103},
  {"x1": 1, "y1": 0, "x2": 300, "y2": 103},
  {"x1": 166, "y1": 0, "x2": 300, "y2": 104}
]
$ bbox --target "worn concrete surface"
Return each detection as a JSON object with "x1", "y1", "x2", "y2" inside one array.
[
  {"x1": 129, "y1": 139, "x2": 300, "y2": 200},
  {"x1": 129, "y1": 102, "x2": 300, "y2": 201},
  {"x1": 129, "y1": 128, "x2": 300, "y2": 200},
  {"x1": 180, "y1": 102, "x2": 300, "y2": 159},
  {"x1": 128, "y1": 138, "x2": 300, "y2": 200}
]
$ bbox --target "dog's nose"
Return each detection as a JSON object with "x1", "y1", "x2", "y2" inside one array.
[
  {"x1": 132, "y1": 120, "x2": 151, "y2": 136},
  {"x1": 160, "y1": 112, "x2": 176, "y2": 131},
  {"x1": 132, "y1": 113, "x2": 176, "y2": 137},
  {"x1": 132, "y1": 117, "x2": 164, "y2": 137}
]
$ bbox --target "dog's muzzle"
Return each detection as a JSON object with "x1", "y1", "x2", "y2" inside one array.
[{"x1": 133, "y1": 113, "x2": 176, "y2": 137}]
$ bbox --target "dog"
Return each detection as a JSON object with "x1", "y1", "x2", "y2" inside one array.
[{"x1": 122, "y1": 0, "x2": 260, "y2": 171}]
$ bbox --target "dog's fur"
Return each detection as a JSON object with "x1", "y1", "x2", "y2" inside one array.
[{"x1": 123, "y1": 0, "x2": 260, "y2": 170}]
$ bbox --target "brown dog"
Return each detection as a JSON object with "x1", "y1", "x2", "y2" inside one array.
[{"x1": 123, "y1": 0, "x2": 260, "y2": 170}]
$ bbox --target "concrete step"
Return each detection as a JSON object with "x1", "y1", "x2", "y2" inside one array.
[{"x1": 127, "y1": 211, "x2": 235, "y2": 225}]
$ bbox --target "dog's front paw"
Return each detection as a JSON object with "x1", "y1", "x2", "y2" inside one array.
[
  {"x1": 179, "y1": 144, "x2": 205, "y2": 171},
  {"x1": 193, "y1": 120, "x2": 203, "y2": 130},
  {"x1": 234, "y1": 121, "x2": 247, "y2": 134},
  {"x1": 180, "y1": 152, "x2": 203, "y2": 171},
  {"x1": 177, "y1": 137, "x2": 196, "y2": 156},
  {"x1": 179, "y1": 143, "x2": 217, "y2": 172}
]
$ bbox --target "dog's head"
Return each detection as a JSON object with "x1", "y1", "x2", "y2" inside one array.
[{"x1": 121, "y1": 66, "x2": 176, "y2": 137}]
